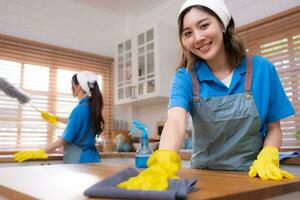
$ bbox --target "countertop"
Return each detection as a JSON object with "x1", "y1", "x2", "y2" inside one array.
[
  {"x1": 1, "y1": 150, "x2": 300, "y2": 165},
  {"x1": 0, "y1": 163, "x2": 300, "y2": 200},
  {"x1": 0, "y1": 152, "x2": 135, "y2": 163}
]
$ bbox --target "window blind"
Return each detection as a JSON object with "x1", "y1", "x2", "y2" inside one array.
[
  {"x1": 0, "y1": 34, "x2": 113, "y2": 151},
  {"x1": 237, "y1": 6, "x2": 300, "y2": 149}
]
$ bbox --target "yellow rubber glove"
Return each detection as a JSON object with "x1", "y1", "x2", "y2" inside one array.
[
  {"x1": 248, "y1": 146, "x2": 294, "y2": 180},
  {"x1": 40, "y1": 111, "x2": 57, "y2": 125},
  {"x1": 13, "y1": 149, "x2": 48, "y2": 163},
  {"x1": 118, "y1": 149, "x2": 181, "y2": 191}
]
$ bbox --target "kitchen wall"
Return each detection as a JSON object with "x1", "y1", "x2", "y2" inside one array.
[
  {"x1": 0, "y1": 0, "x2": 299, "y2": 137},
  {"x1": 113, "y1": 102, "x2": 168, "y2": 138},
  {"x1": 0, "y1": 0, "x2": 126, "y2": 57},
  {"x1": 1, "y1": 0, "x2": 299, "y2": 57},
  {"x1": 132, "y1": 103, "x2": 168, "y2": 138},
  {"x1": 118, "y1": 0, "x2": 300, "y2": 42}
]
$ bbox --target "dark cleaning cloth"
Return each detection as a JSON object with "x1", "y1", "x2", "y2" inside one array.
[
  {"x1": 84, "y1": 167, "x2": 198, "y2": 200},
  {"x1": 279, "y1": 151, "x2": 300, "y2": 160}
]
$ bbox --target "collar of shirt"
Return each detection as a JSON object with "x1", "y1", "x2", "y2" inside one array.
[
  {"x1": 195, "y1": 57, "x2": 247, "y2": 91},
  {"x1": 79, "y1": 96, "x2": 89, "y2": 104}
]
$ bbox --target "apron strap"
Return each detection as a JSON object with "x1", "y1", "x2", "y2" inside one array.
[
  {"x1": 191, "y1": 67, "x2": 199, "y2": 97},
  {"x1": 244, "y1": 55, "x2": 253, "y2": 92}
]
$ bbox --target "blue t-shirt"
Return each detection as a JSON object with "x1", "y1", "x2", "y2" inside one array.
[
  {"x1": 169, "y1": 55, "x2": 295, "y2": 136},
  {"x1": 62, "y1": 96, "x2": 100, "y2": 163}
]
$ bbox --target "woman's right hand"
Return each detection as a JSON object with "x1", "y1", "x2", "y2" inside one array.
[
  {"x1": 117, "y1": 149, "x2": 181, "y2": 191},
  {"x1": 40, "y1": 111, "x2": 57, "y2": 125}
]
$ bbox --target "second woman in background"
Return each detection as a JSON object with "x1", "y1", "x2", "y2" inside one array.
[{"x1": 14, "y1": 71, "x2": 104, "y2": 164}]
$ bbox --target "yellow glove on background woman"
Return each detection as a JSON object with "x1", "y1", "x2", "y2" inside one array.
[
  {"x1": 14, "y1": 149, "x2": 48, "y2": 162},
  {"x1": 118, "y1": 149, "x2": 181, "y2": 191},
  {"x1": 248, "y1": 146, "x2": 294, "y2": 180},
  {"x1": 40, "y1": 111, "x2": 57, "y2": 125}
]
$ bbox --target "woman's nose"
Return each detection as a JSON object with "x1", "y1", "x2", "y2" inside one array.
[{"x1": 193, "y1": 31, "x2": 205, "y2": 43}]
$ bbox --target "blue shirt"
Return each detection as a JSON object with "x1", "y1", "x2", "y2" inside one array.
[
  {"x1": 169, "y1": 55, "x2": 295, "y2": 136},
  {"x1": 62, "y1": 96, "x2": 100, "y2": 163}
]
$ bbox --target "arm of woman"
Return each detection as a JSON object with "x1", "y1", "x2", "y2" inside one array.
[
  {"x1": 13, "y1": 137, "x2": 67, "y2": 162},
  {"x1": 159, "y1": 107, "x2": 188, "y2": 151},
  {"x1": 118, "y1": 107, "x2": 188, "y2": 191},
  {"x1": 264, "y1": 121, "x2": 282, "y2": 148},
  {"x1": 40, "y1": 111, "x2": 68, "y2": 124},
  {"x1": 56, "y1": 116, "x2": 68, "y2": 124},
  {"x1": 45, "y1": 137, "x2": 67, "y2": 153},
  {"x1": 249, "y1": 120, "x2": 294, "y2": 180}
]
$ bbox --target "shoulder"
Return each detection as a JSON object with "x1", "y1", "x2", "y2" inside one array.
[
  {"x1": 77, "y1": 103, "x2": 90, "y2": 113},
  {"x1": 251, "y1": 55, "x2": 277, "y2": 77},
  {"x1": 252, "y1": 55, "x2": 274, "y2": 70},
  {"x1": 175, "y1": 67, "x2": 191, "y2": 78},
  {"x1": 172, "y1": 67, "x2": 193, "y2": 85},
  {"x1": 70, "y1": 103, "x2": 90, "y2": 118}
]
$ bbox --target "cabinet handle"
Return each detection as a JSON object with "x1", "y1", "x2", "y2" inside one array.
[
  {"x1": 130, "y1": 86, "x2": 133, "y2": 99},
  {"x1": 132, "y1": 85, "x2": 137, "y2": 99}
]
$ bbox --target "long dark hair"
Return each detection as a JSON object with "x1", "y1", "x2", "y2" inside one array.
[
  {"x1": 72, "y1": 74, "x2": 104, "y2": 138},
  {"x1": 177, "y1": 5, "x2": 246, "y2": 71}
]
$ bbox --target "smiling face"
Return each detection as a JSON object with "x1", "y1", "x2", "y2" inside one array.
[{"x1": 181, "y1": 7, "x2": 225, "y2": 63}]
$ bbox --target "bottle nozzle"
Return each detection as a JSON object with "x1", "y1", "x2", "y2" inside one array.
[{"x1": 129, "y1": 120, "x2": 148, "y2": 137}]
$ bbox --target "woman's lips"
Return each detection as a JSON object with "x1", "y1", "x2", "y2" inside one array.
[{"x1": 198, "y1": 41, "x2": 212, "y2": 52}]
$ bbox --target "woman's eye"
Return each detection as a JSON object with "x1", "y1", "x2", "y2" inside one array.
[
  {"x1": 200, "y1": 23, "x2": 209, "y2": 30},
  {"x1": 183, "y1": 31, "x2": 192, "y2": 38}
]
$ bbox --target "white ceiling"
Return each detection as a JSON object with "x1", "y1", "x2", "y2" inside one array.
[{"x1": 74, "y1": 0, "x2": 169, "y2": 17}]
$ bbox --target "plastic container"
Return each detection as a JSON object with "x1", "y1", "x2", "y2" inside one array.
[
  {"x1": 135, "y1": 136, "x2": 153, "y2": 168},
  {"x1": 129, "y1": 120, "x2": 153, "y2": 168}
]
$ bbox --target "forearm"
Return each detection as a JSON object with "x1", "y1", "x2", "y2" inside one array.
[
  {"x1": 45, "y1": 137, "x2": 66, "y2": 153},
  {"x1": 264, "y1": 121, "x2": 282, "y2": 148},
  {"x1": 56, "y1": 116, "x2": 68, "y2": 124},
  {"x1": 159, "y1": 107, "x2": 187, "y2": 152}
]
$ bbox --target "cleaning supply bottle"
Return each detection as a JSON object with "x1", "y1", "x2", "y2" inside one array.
[{"x1": 129, "y1": 120, "x2": 153, "y2": 168}]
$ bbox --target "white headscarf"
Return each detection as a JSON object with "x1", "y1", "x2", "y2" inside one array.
[
  {"x1": 76, "y1": 71, "x2": 98, "y2": 96},
  {"x1": 179, "y1": 0, "x2": 231, "y2": 29}
]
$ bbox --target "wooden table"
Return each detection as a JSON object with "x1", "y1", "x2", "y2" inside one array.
[{"x1": 0, "y1": 163, "x2": 299, "y2": 200}]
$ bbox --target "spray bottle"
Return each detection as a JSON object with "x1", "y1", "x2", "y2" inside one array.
[{"x1": 129, "y1": 120, "x2": 153, "y2": 168}]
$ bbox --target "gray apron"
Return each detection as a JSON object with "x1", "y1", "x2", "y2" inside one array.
[
  {"x1": 63, "y1": 128, "x2": 90, "y2": 164},
  {"x1": 190, "y1": 56, "x2": 263, "y2": 171}
]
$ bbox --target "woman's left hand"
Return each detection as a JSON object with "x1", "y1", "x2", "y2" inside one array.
[
  {"x1": 40, "y1": 111, "x2": 57, "y2": 125},
  {"x1": 248, "y1": 146, "x2": 294, "y2": 180}
]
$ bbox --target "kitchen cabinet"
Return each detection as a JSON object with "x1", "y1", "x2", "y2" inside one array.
[{"x1": 114, "y1": 22, "x2": 179, "y2": 105}]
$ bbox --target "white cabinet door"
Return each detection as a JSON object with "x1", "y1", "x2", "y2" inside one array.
[
  {"x1": 136, "y1": 28, "x2": 155, "y2": 99},
  {"x1": 115, "y1": 39, "x2": 134, "y2": 103},
  {"x1": 114, "y1": 23, "x2": 179, "y2": 106}
]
